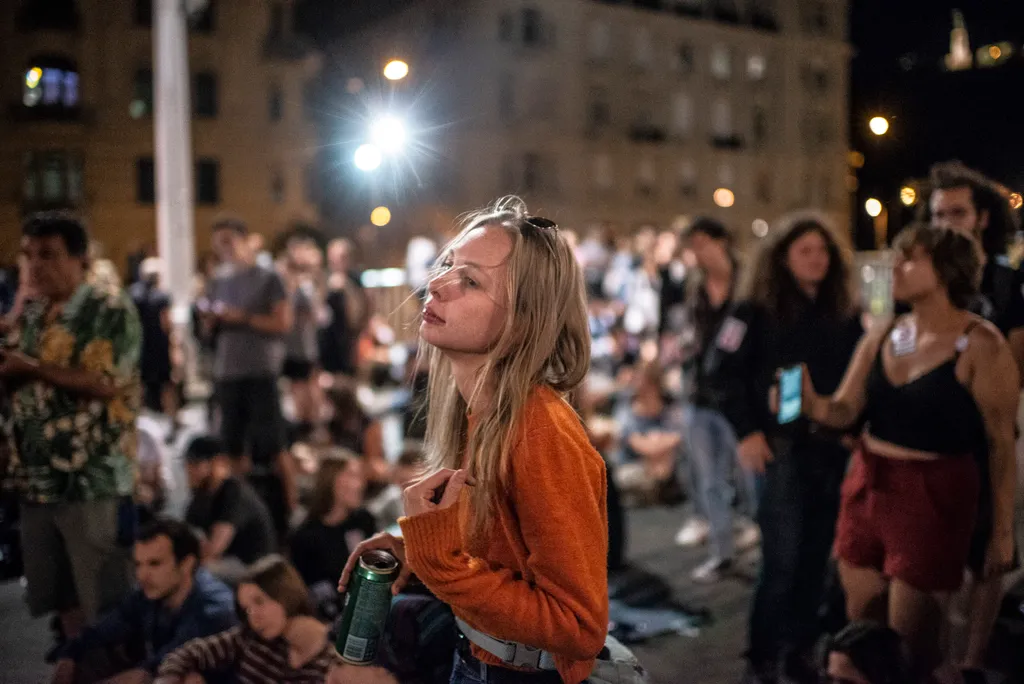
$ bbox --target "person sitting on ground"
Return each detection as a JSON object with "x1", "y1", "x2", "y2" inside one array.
[
  {"x1": 155, "y1": 555, "x2": 341, "y2": 684},
  {"x1": 613, "y1": 360, "x2": 684, "y2": 505},
  {"x1": 324, "y1": 384, "x2": 389, "y2": 497},
  {"x1": 817, "y1": 621, "x2": 913, "y2": 684},
  {"x1": 52, "y1": 518, "x2": 237, "y2": 684},
  {"x1": 366, "y1": 441, "x2": 425, "y2": 533},
  {"x1": 183, "y1": 436, "x2": 277, "y2": 582},
  {"x1": 289, "y1": 450, "x2": 376, "y2": 618}
]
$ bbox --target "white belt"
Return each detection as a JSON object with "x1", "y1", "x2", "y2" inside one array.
[{"x1": 455, "y1": 617, "x2": 559, "y2": 671}]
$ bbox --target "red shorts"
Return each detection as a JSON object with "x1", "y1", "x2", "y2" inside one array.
[{"x1": 834, "y1": 448, "x2": 979, "y2": 593}]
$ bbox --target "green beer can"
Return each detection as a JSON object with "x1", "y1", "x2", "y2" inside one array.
[{"x1": 336, "y1": 550, "x2": 399, "y2": 664}]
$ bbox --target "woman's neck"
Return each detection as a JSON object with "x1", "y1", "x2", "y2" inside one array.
[
  {"x1": 796, "y1": 280, "x2": 819, "y2": 300},
  {"x1": 449, "y1": 355, "x2": 492, "y2": 413},
  {"x1": 912, "y1": 291, "x2": 962, "y2": 333}
]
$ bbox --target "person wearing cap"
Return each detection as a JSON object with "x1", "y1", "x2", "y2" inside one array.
[{"x1": 183, "y1": 435, "x2": 277, "y2": 582}]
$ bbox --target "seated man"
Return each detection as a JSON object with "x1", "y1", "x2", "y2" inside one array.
[
  {"x1": 184, "y1": 435, "x2": 277, "y2": 582},
  {"x1": 53, "y1": 518, "x2": 237, "y2": 684}
]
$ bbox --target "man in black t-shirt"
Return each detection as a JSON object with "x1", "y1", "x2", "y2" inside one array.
[
  {"x1": 183, "y1": 436, "x2": 276, "y2": 581},
  {"x1": 919, "y1": 161, "x2": 1024, "y2": 669}
]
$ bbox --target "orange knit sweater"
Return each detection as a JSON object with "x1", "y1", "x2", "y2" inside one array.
[{"x1": 399, "y1": 386, "x2": 609, "y2": 684}]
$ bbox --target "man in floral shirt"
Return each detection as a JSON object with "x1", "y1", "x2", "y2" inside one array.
[{"x1": 0, "y1": 212, "x2": 141, "y2": 639}]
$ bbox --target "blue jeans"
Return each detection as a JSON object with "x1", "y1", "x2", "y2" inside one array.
[
  {"x1": 748, "y1": 437, "x2": 848, "y2": 667},
  {"x1": 681, "y1": 406, "x2": 758, "y2": 561}
]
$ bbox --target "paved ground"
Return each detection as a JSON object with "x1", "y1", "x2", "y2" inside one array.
[{"x1": 0, "y1": 503, "x2": 754, "y2": 684}]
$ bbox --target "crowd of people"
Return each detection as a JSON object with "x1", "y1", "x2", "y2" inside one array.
[{"x1": 0, "y1": 159, "x2": 1022, "y2": 684}]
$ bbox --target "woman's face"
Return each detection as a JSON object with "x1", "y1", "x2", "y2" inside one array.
[
  {"x1": 421, "y1": 225, "x2": 512, "y2": 356},
  {"x1": 892, "y1": 244, "x2": 940, "y2": 303},
  {"x1": 687, "y1": 232, "x2": 728, "y2": 272},
  {"x1": 238, "y1": 583, "x2": 288, "y2": 640},
  {"x1": 785, "y1": 230, "x2": 831, "y2": 289},
  {"x1": 334, "y1": 460, "x2": 367, "y2": 511}
]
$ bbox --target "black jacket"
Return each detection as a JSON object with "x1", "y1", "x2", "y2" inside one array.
[{"x1": 721, "y1": 297, "x2": 862, "y2": 442}]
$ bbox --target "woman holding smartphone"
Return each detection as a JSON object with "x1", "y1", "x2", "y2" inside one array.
[
  {"x1": 798, "y1": 223, "x2": 1018, "y2": 680},
  {"x1": 723, "y1": 213, "x2": 862, "y2": 683},
  {"x1": 339, "y1": 197, "x2": 608, "y2": 684}
]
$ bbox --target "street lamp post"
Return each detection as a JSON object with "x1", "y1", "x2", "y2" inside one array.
[{"x1": 154, "y1": 0, "x2": 198, "y2": 323}]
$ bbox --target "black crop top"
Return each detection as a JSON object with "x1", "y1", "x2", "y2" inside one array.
[{"x1": 863, "y1": 321, "x2": 988, "y2": 456}]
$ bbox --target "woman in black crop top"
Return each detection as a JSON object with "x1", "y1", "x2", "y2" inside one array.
[{"x1": 796, "y1": 224, "x2": 1018, "y2": 680}]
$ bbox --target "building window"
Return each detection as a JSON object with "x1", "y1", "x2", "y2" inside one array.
[
  {"x1": 632, "y1": 27, "x2": 654, "y2": 69},
  {"x1": 196, "y1": 159, "x2": 220, "y2": 204},
  {"x1": 134, "y1": 0, "x2": 152, "y2": 26},
  {"x1": 711, "y1": 0, "x2": 739, "y2": 22},
  {"x1": 269, "y1": 86, "x2": 283, "y2": 122},
  {"x1": 498, "y1": 11, "x2": 514, "y2": 42},
  {"x1": 671, "y1": 92, "x2": 693, "y2": 139},
  {"x1": 678, "y1": 159, "x2": 697, "y2": 198},
  {"x1": 594, "y1": 154, "x2": 613, "y2": 190},
  {"x1": 194, "y1": 72, "x2": 218, "y2": 118},
  {"x1": 523, "y1": 153, "x2": 541, "y2": 192},
  {"x1": 711, "y1": 98, "x2": 733, "y2": 138},
  {"x1": 747, "y1": 54, "x2": 766, "y2": 81},
  {"x1": 710, "y1": 44, "x2": 731, "y2": 80},
  {"x1": 750, "y1": 0, "x2": 777, "y2": 30},
  {"x1": 136, "y1": 157, "x2": 155, "y2": 203},
  {"x1": 17, "y1": 0, "x2": 80, "y2": 30},
  {"x1": 802, "y1": 60, "x2": 831, "y2": 94},
  {"x1": 800, "y1": 0, "x2": 829, "y2": 36},
  {"x1": 522, "y1": 8, "x2": 543, "y2": 46},
  {"x1": 271, "y1": 168, "x2": 285, "y2": 204},
  {"x1": 23, "y1": 59, "x2": 79, "y2": 110},
  {"x1": 588, "y1": 21, "x2": 611, "y2": 62},
  {"x1": 130, "y1": 68, "x2": 153, "y2": 119},
  {"x1": 191, "y1": 0, "x2": 215, "y2": 33},
  {"x1": 673, "y1": 43, "x2": 695, "y2": 75},
  {"x1": 672, "y1": 0, "x2": 704, "y2": 17},
  {"x1": 587, "y1": 89, "x2": 611, "y2": 133},
  {"x1": 752, "y1": 104, "x2": 768, "y2": 145},
  {"x1": 23, "y1": 151, "x2": 83, "y2": 207}
]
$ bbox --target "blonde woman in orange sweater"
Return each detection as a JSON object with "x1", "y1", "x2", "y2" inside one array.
[{"x1": 340, "y1": 197, "x2": 609, "y2": 684}]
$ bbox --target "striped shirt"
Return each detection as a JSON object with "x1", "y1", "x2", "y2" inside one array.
[{"x1": 157, "y1": 626, "x2": 342, "y2": 683}]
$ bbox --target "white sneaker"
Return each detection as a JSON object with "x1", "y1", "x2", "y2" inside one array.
[
  {"x1": 674, "y1": 518, "x2": 710, "y2": 547},
  {"x1": 734, "y1": 519, "x2": 761, "y2": 552},
  {"x1": 691, "y1": 557, "x2": 732, "y2": 584}
]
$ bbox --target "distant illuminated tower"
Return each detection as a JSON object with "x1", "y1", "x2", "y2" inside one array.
[{"x1": 945, "y1": 10, "x2": 972, "y2": 71}]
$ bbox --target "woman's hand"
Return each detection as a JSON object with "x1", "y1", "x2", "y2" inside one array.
[
  {"x1": 984, "y1": 528, "x2": 1015, "y2": 578},
  {"x1": 738, "y1": 432, "x2": 774, "y2": 474},
  {"x1": 402, "y1": 468, "x2": 470, "y2": 517},
  {"x1": 338, "y1": 532, "x2": 412, "y2": 596}
]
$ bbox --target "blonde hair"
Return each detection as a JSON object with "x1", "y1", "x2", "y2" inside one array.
[{"x1": 423, "y1": 197, "x2": 591, "y2": 541}]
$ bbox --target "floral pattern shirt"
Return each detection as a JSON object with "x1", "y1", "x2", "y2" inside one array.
[{"x1": 3, "y1": 281, "x2": 142, "y2": 503}]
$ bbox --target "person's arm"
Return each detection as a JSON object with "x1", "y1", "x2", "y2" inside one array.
[
  {"x1": 54, "y1": 592, "x2": 142, "y2": 682},
  {"x1": 968, "y1": 327, "x2": 1020, "y2": 576},
  {"x1": 399, "y1": 423, "x2": 608, "y2": 661},
  {"x1": 718, "y1": 303, "x2": 763, "y2": 441},
  {"x1": 1005, "y1": 328, "x2": 1024, "y2": 387},
  {"x1": 246, "y1": 298, "x2": 292, "y2": 336},
  {"x1": 804, "y1": 325, "x2": 886, "y2": 430},
  {"x1": 155, "y1": 626, "x2": 244, "y2": 680},
  {"x1": 202, "y1": 482, "x2": 243, "y2": 560}
]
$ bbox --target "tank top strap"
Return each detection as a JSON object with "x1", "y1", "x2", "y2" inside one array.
[{"x1": 953, "y1": 318, "x2": 983, "y2": 360}]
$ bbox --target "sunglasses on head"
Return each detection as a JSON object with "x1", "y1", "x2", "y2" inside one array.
[{"x1": 522, "y1": 215, "x2": 558, "y2": 235}]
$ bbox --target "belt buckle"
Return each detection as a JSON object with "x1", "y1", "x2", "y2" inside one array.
[{"x1": 509, "y1": 643, "x2": 542, "y2": 669}]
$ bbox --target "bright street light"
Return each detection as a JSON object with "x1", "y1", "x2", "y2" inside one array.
[
  {"x1": 713, "y1": 188, "x2": 735, "y2": 208},
  {"x1": 354, "y1": 144, "x2": 382, "y2": 171},
  {"x1": 1011, "y1": 193, "x2": 1023, "y2": 210},
  {"x1": 383, "y1": 60, "x2": 409, "y2": 81},
  {"x1": 370, "y1": 116, "x2": 406, "y2": 155},
  {"x1": 869, "y1": 116, "x2": 890, "y2": 136},
  {"x1": 865, "y1": 198, "x2": 883, "y2": 217},
  {"x1": 370, "y1": 206, "x2": 392, "y2": 227},
  {"x1": 900, "y1": 186, "x2": 917, "y2": 206}
]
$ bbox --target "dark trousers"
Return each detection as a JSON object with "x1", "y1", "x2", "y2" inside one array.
[{"x1": 748, "y1": 438, "x2": 849, "y2": 667}]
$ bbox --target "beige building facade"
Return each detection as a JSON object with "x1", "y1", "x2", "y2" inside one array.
[
  {"x1": 344, "y1": 0, "x2": 851, "y2": 247},
  {"x1": 0, "y1": 0, "x2": 320, "y2": 272}
]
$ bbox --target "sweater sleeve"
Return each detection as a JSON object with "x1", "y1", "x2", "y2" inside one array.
[
  {"x1": 399, "y1": 421, "x2": 608, "y2": 662},
  {"x1": 157, "y1": 626, "x2": 243, "y2": 678}
]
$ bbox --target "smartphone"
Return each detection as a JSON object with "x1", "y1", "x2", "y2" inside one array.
[{"x1": 778, "y1": 365, "x2": 803, "y2": 425}]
